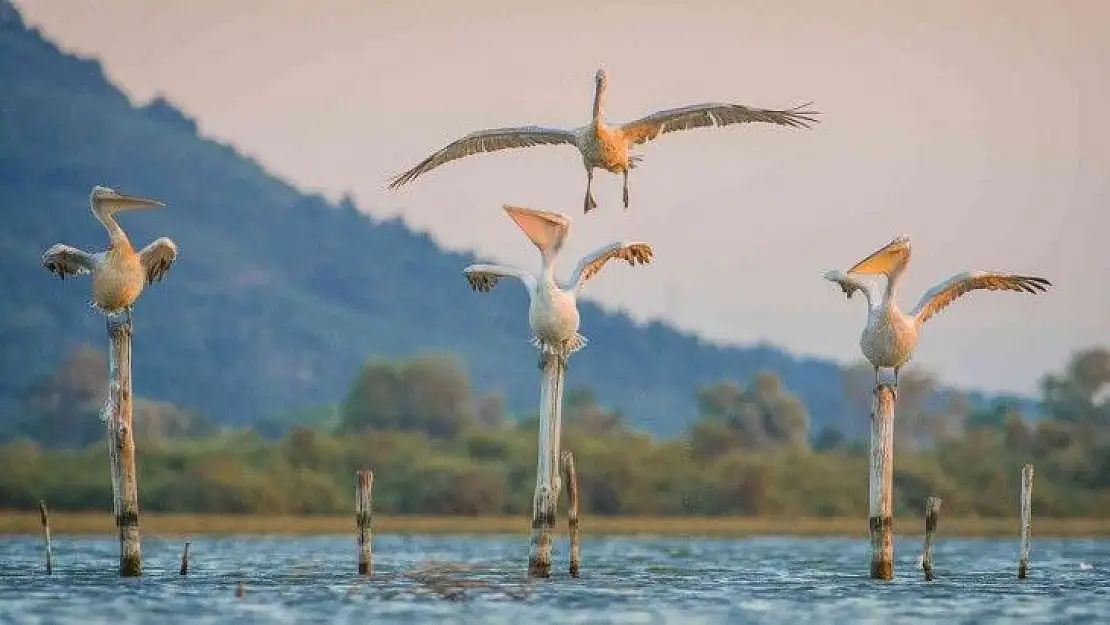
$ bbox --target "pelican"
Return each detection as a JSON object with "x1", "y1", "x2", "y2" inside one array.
[
  {"x1": 389, "y1": 68, "x2": 819, "y2": 213},
  {"x1": 42, "y1": 185, "x2": 178, "y2": 319},
  {"x1": 823, "y1": 235, "x2": 1051, "y2": 386},
  {"x1": 464, "y1": 205, "x2": 653, "y2": 368}
]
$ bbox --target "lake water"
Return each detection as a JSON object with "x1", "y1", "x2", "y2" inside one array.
[{"x1": 0, "y1": 534, "x2": 1107, "y2": 623}]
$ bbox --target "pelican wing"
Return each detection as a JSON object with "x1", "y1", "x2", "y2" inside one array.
[
  {"x1": 463, "y1": 264, "x2": 537, "y2": 295},
  {"x1": 910, "y1": 271, "x2": 1051, "y2": 326},
  {"x1": 388, "y1": 126, "x2": 579, "y2": 189},
  {"x1": 139, "y1": 237, "x2": 178, "y2": 284},
  {"x1": 42, "y1": 244, "x2": 95, "y2": 279},
  {"x1": 569, "y1": 242, "x2": 654, "y2": 291},
  {"x1": 620, "y1": 102, "x2": 819, "y2": 146}
]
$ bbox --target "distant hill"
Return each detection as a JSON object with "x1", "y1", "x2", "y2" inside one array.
[{"x1": 0, "y1": 2, "x2": 1034, "y2": 437}]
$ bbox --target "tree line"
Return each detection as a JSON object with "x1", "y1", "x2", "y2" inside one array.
[{"x1": 0, "y1": 346, "x2": 1107, "y2": 517}]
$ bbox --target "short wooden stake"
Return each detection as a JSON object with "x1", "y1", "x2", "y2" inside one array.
[
  {"x1": 528, "y1": 355, "x2": 566, "y2": 579},
  {"x1": 104, "y1": 314, "x2": 142, "y2": 577},
  {"x1": 868, "y1": 373, "x2": 896, "y2": 580},
  {"x1": 562, "y1": 450, "x2": 580, "y2": 578},
  {"x1": 179, "y1": 541, "x2": 190, "y2": 575},
  {"x1": 1018, "y1": 463, "x2": 1034, "y2": 580},
  {"x1": 922, "y1": 497, "x2": 941, "y2": 581},
  {"x1": 356, "y1": 469, "x2": 373, "y2": 576},
  {"x1": 38, "y1": 500, "x2": 53, "y2": 575}
]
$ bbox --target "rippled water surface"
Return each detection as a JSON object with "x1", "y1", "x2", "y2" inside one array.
[{"x1": 0, "y1": 534, "x2": 1107, "y2": 623}]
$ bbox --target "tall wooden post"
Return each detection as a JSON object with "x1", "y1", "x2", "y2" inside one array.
[
  {"x1": 1018, "y1": 464, "x2": 1034, "y2": 580},
  {"x1": 104, "y1": 314, "x2": 141, "y2": 577},
  {"x1": 356, "y1": 469, "x2": 373, "y2": 576},
  {"x1": 922, "y1": 496, "x2": 941, "y2": 581},
  {"x1": 528, "y1": 354, "x2": 565, "y2": 578},
  {"x1": 562, "y1": 450, "x2": 581, "y2": 578},
  {"x1": 868, "y1": 372, "x2": 896, "y2": 580}
]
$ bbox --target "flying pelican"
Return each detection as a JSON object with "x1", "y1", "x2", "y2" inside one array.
[
  {"x1": 823, "y1": 235, "x2": 1051, "y2": 386},
  {"x1": 389, "y1": 68, "x2": 819, "y2": 213},
  {"x1": 464, "y1": 205, "x2": 653, "y2": 368},
  {"x1": 42, "y1": 185, "x2": 178, "y2": 320}
]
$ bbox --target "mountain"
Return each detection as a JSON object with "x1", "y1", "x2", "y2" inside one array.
[{"x1": 0, "y1": 2, "x2": 1032, "y2": 437}]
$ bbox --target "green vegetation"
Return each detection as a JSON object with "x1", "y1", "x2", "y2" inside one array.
[
  {"x1": 0, "y1": 1, "x2": 1032, "y2": 438},
  {"x1": 2, "y1": 345, "x2": 1107, "y2": 519}
]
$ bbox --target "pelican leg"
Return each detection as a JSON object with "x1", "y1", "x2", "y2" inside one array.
[
  {"x1": 873, "y1": 366, "x2": 881, "y2": 389},
  {"x1": 584, "y1": 170, "x2": 597, "y2": 213},
  {"x1": 538, "y1": 351, "x2": 548, "y2": 371},
  {"x1": 125, "y1": 306, "x2": 133, "y2": 326},
  {"x1": 622, "y1": 169, "x2": 630, "y2": 209},
  {"x1": 893, "y1": 366, "x2": 900, "y2": 387}
]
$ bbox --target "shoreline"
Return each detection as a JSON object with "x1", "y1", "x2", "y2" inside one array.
[{"x1": 2, "y1": 512, "x2": 1107, "y2": 537}]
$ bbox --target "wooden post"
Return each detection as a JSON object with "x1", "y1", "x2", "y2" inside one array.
[
  {"x1": 104, "y1": 314, "x2": 142, "y2": 577},
  {"x1": 528, "y1": 354, "x2": 566, "y2": 578},
  {"x1": 922, "y1": 497, "x2": 941, "y2": 581},
  {"x1": 868, "y1": 371, "x2": 896, "y2": 580},
  {"x1": 38, "y1": 500, "x2": 53, "y2": 575},
  {"x1": 356, "y1": 469, "x2": 373, "y2": 576},
  {"x1": 179, "y1": 541, "x2": 190, "y2": 575},
  {"x1": 562, "y1": 450, "x2": 580, "y2": 578},
  {"x1": 1018, "y1": 463, "x2": 1034, "y2": 580}
]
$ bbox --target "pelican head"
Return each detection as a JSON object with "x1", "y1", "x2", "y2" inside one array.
[
  {"x1": 503, "y1": 204, "x2": 570, "y2": 259},
  {"x1": 823, "y1": 269, "x2": 859, "y2": 298},
  {"x1": 90, "y1": 185, "x2": 165, "y2": 219},
  {"x1": 847, "y1": 234, "x2": 911, "y2": 277}
]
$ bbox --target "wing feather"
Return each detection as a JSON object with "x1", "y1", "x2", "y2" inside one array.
[
  {"x1": 621, "y1": 102, "x2": 819, "y2": 146},
  {"x1": 389, "y1": 126, "x2": 579, "y2": 189},
  {"x1": 463, "y1": 264, "x2": 536, "y2": 294},
  {"x1": 139, "y1": 237, "x2": 178, "y2": 285},
  {"x1": 42, "y1": 244, "x2": 95, "y2": 279},
  {"x1": 569, "y1": 242, "x2": 654, "y2": 291},
  {"x1": 910, "y1": 271, "x2": 1051, "y2": 326}
]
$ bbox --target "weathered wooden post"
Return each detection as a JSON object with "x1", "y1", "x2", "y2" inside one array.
[
  {"x1": 1018, "y1": 463, "x2": 1034, "y2": 580},
  {"x1": 104, "y1": 314, "x2": 142, "y2": 577},
  {"x1": 179, "y1": 541, "x2": 190, "y2": 575},
  {"x1": 869, "y1": 370, "x2": 896, "y2": 581},
  {"x1": 922, "y1": 496, "x2": 941, "y2": 581},
  {"x1": 528, "y1": 356, "x2": 566, "y2": 578},
  {"x1": 562, "y1": 450, "x2": 581, "y2": 578},
  {"x1": 356, "y1": 469, "x2": 373, "y2": 576},
  {"x1": 461, "y1": 204, "x2": 653, "y2": 579},
  {"x1": 41, "y1": 185, "x2": 177, "y2": 579},
  {"x1": 38, "y1": 500, "x2": 53, "y2": 575}
]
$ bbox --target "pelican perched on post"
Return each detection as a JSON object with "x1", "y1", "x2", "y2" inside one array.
[
  {"x1": 823, "y1": 234, "x2": 1051, "y2": 386},
  {"x1": 464, "y1": 204, "x2": 653, "y2": 367},
  {"x1": 389, "y1": 68, "x2": 819, "y2": 213},
  {"x1": 42, "y1": 185, "x2": 178, "y2": 319}
]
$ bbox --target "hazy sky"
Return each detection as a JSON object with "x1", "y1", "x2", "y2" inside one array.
[{"x1": 15, "y1": 0, "x2": 1109, "y2": 395}]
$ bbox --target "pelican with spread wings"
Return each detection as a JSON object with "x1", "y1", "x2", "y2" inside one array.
[
  {"x1": 42, "y1": 185, "x2": 178, "y2": 319},
  {"x1": 464, "y1": 205, "x2": 653, "y2": 367},
  {"x1": 823, "y1": 235, "x2": 1051, "y2": 385},
  {"x1": 390, "y1": 68, "x2": 819, "y2": 213}
]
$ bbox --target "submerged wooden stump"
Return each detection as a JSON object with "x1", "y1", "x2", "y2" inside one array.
[
  {"x1": 528, "y1": 355, "x2": 566, "y2": 579},
  {"x1": 562, "y1": 450, "x2": 581, "y2": 578},
  {"x1": 38, "y1": 500, "x2": 53, "y2": 575},
  {"x1": 869, "y1": 373, "x2": 896, "y2": 581},
  {"x1": 1018, "y1": 464, "x2": 1034, "y2": 580},
  {"x1": 105, "y1": 314, "x2": 142, "y2": 577},
  {"x1": 356, "y1": 469, "x2": 374, "y2": 576}
]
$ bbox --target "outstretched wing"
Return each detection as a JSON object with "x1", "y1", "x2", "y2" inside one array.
[
  {"x1": 910, "y1": 271, "x2": 1051, "y2": 326},
  {"x1": 569, "y1": 242, "x2": 654, "y2": 291},
  {"x1": 388, "y1": 126, "x2": 579, "y2": 189},
  {"x1": 621, "y1": 102, "x2": 819, "y2": 146},
  {"x1": 138, "y1": 237, "x2": 178, "y2": 284},
  {"x1": 42, "y1": 244, "x2": 96, "y2": 279},
  {"x1": 463, "y1": 264, "x2": 536, "y2": 295}
]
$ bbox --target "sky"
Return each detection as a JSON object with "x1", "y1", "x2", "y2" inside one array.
[{"x1": 14, "y1": 0, "x2": 1109, "y2": 396}]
